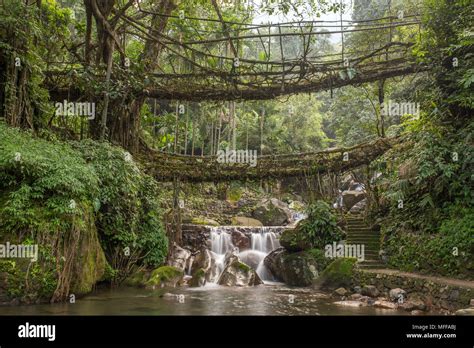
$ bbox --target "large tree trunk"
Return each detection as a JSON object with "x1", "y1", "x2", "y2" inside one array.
[{"x1": 85, "y1": 0, "x2": 176, "y2": 153}]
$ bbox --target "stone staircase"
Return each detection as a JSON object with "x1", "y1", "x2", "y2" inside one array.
[{"x1": 345, "y1": 214, "x2": 384, "y2": 269}]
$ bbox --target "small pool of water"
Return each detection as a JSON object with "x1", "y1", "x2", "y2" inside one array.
[{"x1": 0, "y1": 284, "x2": 408, "y2": 316}]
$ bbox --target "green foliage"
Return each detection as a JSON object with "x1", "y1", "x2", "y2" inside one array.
[
  {"x1": 0, "y1": 123, "x2": 98, "y2": 234},
  {"x1": 316, "y1": 258, "x2": 357, "y2": 289},
  {"x1": 371, "y1": 2, "x2": 474, "y2": 278},
  {"x1": 383, "y1": 204, "x2": 473, "y2": 278},
  {"x1": 0, "y1": 123, "x2": 168, "y2": 302},
  {"x1": 145, "y1": 266, "x2": 183, "y2": 287},
  {"x1": 0, "y1": 259, "x2": 57, "y2": 302},
  {"x1": 70, "y1": 140, "x2": 168, "y2": 268},
  {"x1": 298, "y1": 200, "x2": 344, "y2": 249}
]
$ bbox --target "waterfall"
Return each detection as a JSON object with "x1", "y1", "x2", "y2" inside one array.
[{"x1": 208, "y1": 226, "x2": 282, "y2": 283}]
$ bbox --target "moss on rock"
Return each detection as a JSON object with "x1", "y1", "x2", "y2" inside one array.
[
  {"x1": 145, "y1": 266, "x2": 184, "y2": 289},
  {"x1": 279, "y1": 227, "x2": 311, "y2": 252},
  {"x1": 316, "y1": 258, "x2": 357, "y2": 290}
]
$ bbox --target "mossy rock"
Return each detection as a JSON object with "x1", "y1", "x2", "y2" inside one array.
[
  {"x1": 280, "y1": 227, "x2": 311, "y2": 252},
  {"x1": 145, "y1": 266, "x2": 184, "y2": 289},
  {"x1": 231, "y1": 216, "x2": 263, "y2": 226},
  {"x1": 264, "y1": 248, "x2": 328, "y2": 286},
  {"x1": 190, "y1": 217, "x2": 220, "y2": 226},
  {"x1": 124, "y1": 269, "x2": 149, "y2": 287},
  {"x1": 217, "y1": 260, "x2": 262, "y2": 286},
  {"x1": 70, "y1": 213, "x2": 106, "y2": 294},
  {"x1": 315, "y1": 258, "x2": 357, "y2": 290},
  {"x1": 189, "y1": 268, "x2": 206, "y2": 287}
]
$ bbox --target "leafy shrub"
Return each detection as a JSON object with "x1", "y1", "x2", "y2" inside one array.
[
  {"x1": 298, "y1": 200, "x2": 344, "y2": 249},
  {"x1": 71, "y1": 140, "x2": 168, "y2": 268},
  {"x1": 383, "y1": 204, "x2": 473, "y2": 278},
  {"x1": 0, "y1": 123, "x2": 168, "y2": 301}
]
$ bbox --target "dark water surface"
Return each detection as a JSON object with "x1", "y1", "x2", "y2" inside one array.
[{"x1": 0, "y1": 283, "x2": 407, "y2": 315}]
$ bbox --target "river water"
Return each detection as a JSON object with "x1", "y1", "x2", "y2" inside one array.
[
  {"x1": 0, "y1": 284, "x2": 406, "y2": 315},
  {"x1": 0, "y1": 225, "x2": 406, "y2": 315}
]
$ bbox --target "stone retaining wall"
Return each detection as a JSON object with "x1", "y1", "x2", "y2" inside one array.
[{"x1": 352, "y1": 269, "x2": 473, "y2": 312}]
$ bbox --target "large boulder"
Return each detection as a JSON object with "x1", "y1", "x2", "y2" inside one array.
[
  {"x1": 315, "y1": 258, "x2": 357, "y2": 290},
  {"x1": 264, "y1": 247, "x2": 323, "y2": 286},
  {"x1": 145, "y1": 266, "x2": 184, "y2": 289},
  {"x1": 70, "y1": 222, "x2": 106, "y2": 295},
  {"x1": 251, "y1": 198, "x2": 292, "y2": 226},
  {"x1": 189, "y1": 268, "x2": 207, "y2": 287},
  {"x1": 279, "y1": 226, "x2": 311, "y2": 252},
  {"x1": 361, "y1": 285, "x2": 380, "y2": 298},
  {"x1": 191, "y1": 248, "x2": 214, "y2": 281},
  {"x1": 231, "y1": 216, "x2": 263, "y2": 227},
  {"x1": 349, "y1": 198, "x2": 367, "y2": 213},
  {"x1": 190, "y1": 217, "x2": 220, "y2": 226},
  {"x1": 341, "y1": 191, "x2": 366, "y2": 210},
  {"x1": 168, "y1": 243, "x2": 192, "y2": 272},
  {"x1": 217, "y1": 252, "x2": 262, "y2": 286}
]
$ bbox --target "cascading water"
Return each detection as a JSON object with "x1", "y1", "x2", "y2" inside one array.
[{"x1": 208, "y1": 226, "x2": 282, "y2": 283}]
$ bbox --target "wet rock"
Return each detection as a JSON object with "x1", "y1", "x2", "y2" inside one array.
[
  {"x1": 334, "y1": 287, "x2": 348, "y2": 296},
  {"x1": 191, "y1": 248, "x2": 214, "y2": 281},
  {"x1": 334, "y1": 300, "x2": 364, "y2": 307},
  {"x1": 399, "y1": 302, "x2": 416, "y2": 311},
  {"x1": 189, "y1": 268, "x2": 207, "y2": 287},
  {"x1": 264, "y1": 247, "x2": 321, "y2": 286},
  {"x1": 455, "y1": 308, "x2": 474, "y2": 316},
  {"x1": 349, "y1": 198, "x2": 367, "y2": 213},
  {"x1": 410, "y1": 298, "x2": 427, "y2": 311},
  {"x1": 374, "y1": 300, "x2": 398, "y2": 309},
  {"x1": 411, "y1": 310, "x2": 424, "y2": 316},
  {"x1": 354, "y1": 286, "x2": 361, "y2": 294},
  {"x1": 359, "y1": 296, "x2": 374, "y2": 305},
  {"x1": 315, "y1": 258, "x2": 357, "y2": 290},
  {"x1": 279, "y1": 226, "x2": 311, "y2": 252},
  {"x1": 217, "y1": 260, "x2": 262, "y2": 287},
  {"x1": 389, "y1": 288, "x2": 407, "y2": 302},
  {"x1": 145, "y1": 266, "x2": 184, "y2": 289},
  {"x1": 361, "y1": 285, "x2": 380, "y2": 298},
  {"x1": 252, "y1": 198, "x2": 292, "y2": 226},
  {"x1": 168, "y1": 243, "x2": 192, "y2": 272},
  {"x1": 350, "y1": 293, "x2": 363, "y2": 300},
  {"x1": 340, "y1": 174, "x2": 356, "y2": 191},
  {"x1": 231, "y1": 216, "x2": 263, "y2": 227},
  {"x1": 341, "y1": 191, "x2": 366, "y2": 210},
  {"x1": 231, "y1": 230, "x2": 251, "y2": 250}
]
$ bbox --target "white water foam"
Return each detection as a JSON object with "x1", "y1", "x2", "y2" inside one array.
[{"x1": 208, "y1": 226, "x2": 282, "y2": 283}]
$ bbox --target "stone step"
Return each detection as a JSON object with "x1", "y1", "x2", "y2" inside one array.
[
  {"x1": 358, "y1": 260, "x2": 385, "y2": 266},
  {"x1": 347, "y1": 232, "x2": 379, "y2": 236},
  {"x1": 347, "y1": 237, "x2": 380, "y2": 241},
  {"x1": 346, "y1": 238, "x2": 380, "y2": 243},
  {"x1": 358, "y1": 264, "x2": 385, "y2": 269}
]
